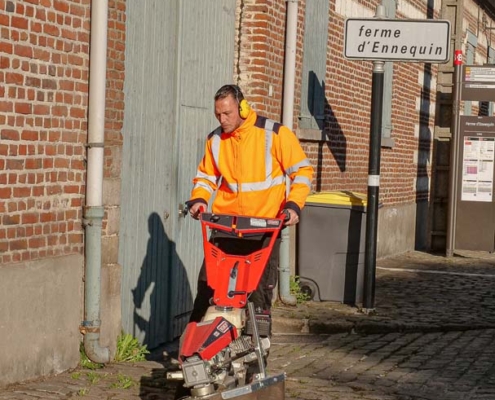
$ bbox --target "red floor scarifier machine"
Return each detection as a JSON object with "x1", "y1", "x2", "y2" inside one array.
[{"x1": 167, "y1": 211, "x2": 288, "y2": 399}]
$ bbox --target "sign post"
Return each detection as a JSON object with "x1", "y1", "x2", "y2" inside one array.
[
  {"x1": 344, "y1": 9, "x2": 451, "y2": 312},
  {"x1": 363, "y1": 58, "x2": 384, "y2": 312},
  {"x1": 446, "y1": 50, "x2": 463, "y2": 257}
]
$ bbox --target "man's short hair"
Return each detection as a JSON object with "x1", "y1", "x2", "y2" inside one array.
[{"x1": 214, "y1": 84, "x2": 244, "y2": 103}]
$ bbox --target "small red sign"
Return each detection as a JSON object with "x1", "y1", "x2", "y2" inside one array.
[{"x1": 454, "y1": 50, "x2": 463, "y2": 65}]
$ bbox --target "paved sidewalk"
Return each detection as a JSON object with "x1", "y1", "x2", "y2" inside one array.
[
  {"x1": 3, "y1": 250, "x2": 495, "y2": 399},
  {"x1": 273, "y1": 249, "x2": 495, "y2": 335}
]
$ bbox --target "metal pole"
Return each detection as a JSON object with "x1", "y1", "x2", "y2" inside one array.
[
  {"x1": 446, "y1": 50, "x2": 463, "y2": 257},
  {"x1": 82, "y1": 0, "x2": 110, "y2": 363},
  {"x1": 279, "y1": 0, "x2": 298, "y2": 305},
  {"x1": 362, "y1": 5, "x2": 385, "y2": 313},
  {"x1": 362, "y1": 61, "x2": 384, "y2": 312}
]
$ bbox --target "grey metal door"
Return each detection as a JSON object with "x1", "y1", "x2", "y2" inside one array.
[{"x1": 120, "y1": 0, "x2": 235, "y2": 348}]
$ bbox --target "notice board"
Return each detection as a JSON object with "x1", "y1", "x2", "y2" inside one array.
[{"x1": 455, "y1": 116, "x2": 495, "y2": 252}]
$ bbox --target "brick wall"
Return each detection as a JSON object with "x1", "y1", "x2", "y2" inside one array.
[
  {"x1": 234, "y1": 0, "x2": 494, "y2": 210},
  {"x1": 102, "y1": 0, "x2": 125, "y2": 245},
  {"x1": 234, "y1": 0, "x2": 287, "y2": 119},
  {"x1": 2, "y1": 0, "x2": 494, "y2": 262},
  {"x1": 0, "y1": 0, "x2": 125, "y2": 265}
]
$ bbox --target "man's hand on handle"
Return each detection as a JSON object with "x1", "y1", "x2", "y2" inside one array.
[
  {"x1": 283, "y1": 209, "x2": 299, "y2": 226},
  {"x1": 188, "y1": 203, "x2": 205, "y2": 220}
]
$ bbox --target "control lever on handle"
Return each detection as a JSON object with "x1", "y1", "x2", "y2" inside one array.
[
  {"x1": 196, "y1": 204, "x2": 206, "y2": 218},
  {"x1": 190, "y1": 204, "x2": 207, "y2": 220},
  {"x1": 178, "y1": 203, "x2": 206, "y2": 219},
  {"x1": 281, "y1": 209, "x2": 291, "y2": 224}
]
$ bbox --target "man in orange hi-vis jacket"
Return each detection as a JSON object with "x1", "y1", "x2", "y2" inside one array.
[{"x1": 186, "y1": 84, "x2": 314, "y2": 323}]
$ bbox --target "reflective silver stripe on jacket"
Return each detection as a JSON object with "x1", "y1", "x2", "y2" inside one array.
[
  {"x1": 224, "y1": 175, "x2": 286, "y2": 193},
  {"x1": 286, "y1": 159, "x2": 311, "y2": 176},
  {"x1": 193, "y1": 181, "x2": 214, "y2": 194},
  {"x1": 293, "y1": 175, "x2": 312, "y2": 187},
  {"x1": 210, "y1": 127, "x2": 222, "y2": 170},
  {"x1": 195, "y1": 171, "x2": 218, "y2": 185}
]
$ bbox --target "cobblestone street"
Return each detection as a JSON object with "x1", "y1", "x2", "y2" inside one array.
[
  {"x1": 2, "y1": 251, "x2": 495, "y2": 399},
  {"x1": 4, "y1": 330, "x2": 495, "y2": 400},
  {"x1": 271, "y1": 330, "x2": 495, "y2": 399}
]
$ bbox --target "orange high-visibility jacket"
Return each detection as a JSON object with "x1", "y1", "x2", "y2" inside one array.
[{"x1": 188, "y1": 110, "x2": 314, "y2": 218}]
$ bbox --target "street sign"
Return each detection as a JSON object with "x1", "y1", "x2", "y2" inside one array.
[{"x1": 344, "y1": 19, "x2": 451, "y2": 62}]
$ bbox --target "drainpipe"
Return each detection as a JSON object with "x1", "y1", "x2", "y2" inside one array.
[
  {"x1": 279, "y1": 0, "x2": 298, "y2": 305},
  {"x1": 81, "y1": 0, "x2": 110, "y2": 363}
]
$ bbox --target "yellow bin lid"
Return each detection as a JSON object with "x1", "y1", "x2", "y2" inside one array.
[{"x1": 306, "y1": 191, "x2": 367, "y2": 207}]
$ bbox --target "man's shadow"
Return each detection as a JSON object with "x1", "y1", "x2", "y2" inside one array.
[
  {"x1": 133, "y1": 212, "x2": 194, "y2": 398},
  {"x1": 132, "y1": 212, "x2": 193, "y2": 351}
]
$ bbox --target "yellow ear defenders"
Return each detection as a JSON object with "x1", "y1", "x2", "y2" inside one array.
[
  {"x1": 239, "y1": 98, "x2": 250, "y2": 119},
  {"x1": 232, "y1": 85, "x2": 251, "y2": 119}
]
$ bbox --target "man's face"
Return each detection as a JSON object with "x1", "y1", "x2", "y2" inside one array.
[{"x1": 214, "y1": 95, "x2": 244, "y2": 134}]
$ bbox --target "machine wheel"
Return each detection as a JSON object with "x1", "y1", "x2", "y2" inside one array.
[
  {"x1": 299, "y1": 278, "x2": 318, "y2": 301},
  {"x1": 174, "y1": 383, "x2": 191, "y2": 400}
]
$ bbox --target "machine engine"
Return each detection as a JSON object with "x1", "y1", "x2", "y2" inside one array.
[{"x1": 173, "y1": 315, "x2": 271, "y2": 394}]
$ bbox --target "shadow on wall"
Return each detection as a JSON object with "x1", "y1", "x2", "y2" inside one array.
[
  {"x1": 416, "y1": 83, "x2": 432, "y2": 251},
  {"x1": 132, "y1": 212, "x2": 192, "y2": 349},
  {"x1": 416, "y1": 1, "x2": 435, "y2": 251},
  {"x1": 307, "y1": 70, "x2": 347, "y2": 192}
]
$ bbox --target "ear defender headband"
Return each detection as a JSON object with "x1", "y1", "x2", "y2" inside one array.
[{"x1": 232, "y1": 85, "x2": 251, "y2": 119}]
